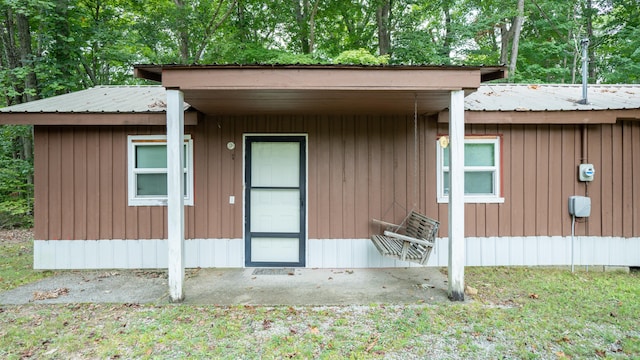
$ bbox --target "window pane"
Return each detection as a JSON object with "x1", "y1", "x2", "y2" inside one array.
[
  {"x1": 465, "y1": 172, "x2": 494, "y2": 194},
  {"x1": 136, "y1": 145, "x2": 167, "y2": 168},
  {"x1": 443, "y1": 171, "x2": 449, "y2": 195},
  {"x1": 137, "y1": 174, "x2": 167, "y2": 195},
  {"x1": 443, "y1": 147, "x2": 449, "y2": 167},
  {"x1": 465, "y1": 143, "x2": 494, "y2": 166}
]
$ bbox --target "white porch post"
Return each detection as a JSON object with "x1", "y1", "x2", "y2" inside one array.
[
  {"x1": 448, "y1": 90, "x2": 465, "y2": 301},
  {"x1": 166, "y1": 89, "x2": 185, "y2": 302}
]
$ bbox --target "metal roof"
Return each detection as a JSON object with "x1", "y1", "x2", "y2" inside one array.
[
  {"x1": 467, "y1": 84, "x2": 640, "y2": 111},
  {"x1": 2, "y1": 83, "x2": 639, "y2": 115},
  {"x1": 0, "y1": 86, "x2": 190, "y2": 113}
]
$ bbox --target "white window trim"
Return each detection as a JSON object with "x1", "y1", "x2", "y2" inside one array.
[
  {"x1": 128, "y1": 134, "x2": 194, "y2": 206},
  {"x1": 436, "y1": 136, "x2": 504, "y2": 204}
]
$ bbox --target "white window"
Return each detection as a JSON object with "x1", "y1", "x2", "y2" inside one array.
[
  {"x1": 436, "y1": 135, "x2": 504, "y2": 203},
  {"x1": 128, "y1": 135, "x2": 194, "y2": 206}
]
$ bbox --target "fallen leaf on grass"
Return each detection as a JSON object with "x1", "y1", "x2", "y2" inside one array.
[
  {"x1": 595, "y1": 349, "x2": 606, "y2": 357},
  {"x1": 555, "y1": 351, "x2": 571, "y2": 358},
  {"x1": 529, "y1": 293, "x2": 539, "y2": 299},
  {"x1": 309, "y1": 326, "x2": 320, "y2": 334},
  {"x1": 465, "y1": 285, "x2": 478, "y2": 295},
  {"x1": 365, "y1": 334, "x2": 380, "y2": 352},
  {"x1": 32, "y1": 288, "x2": 69, "y2": 301}
]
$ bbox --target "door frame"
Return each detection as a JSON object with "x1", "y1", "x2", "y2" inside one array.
[{"x1": 243, "y1": 134, "x2": 308, "y2": 267}]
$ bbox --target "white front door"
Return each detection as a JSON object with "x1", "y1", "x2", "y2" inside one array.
[{"x1": 245, "y1": 136, "x2": 306, "y2": 267}]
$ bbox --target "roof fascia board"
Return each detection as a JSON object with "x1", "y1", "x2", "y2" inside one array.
[
  {"x1": 436, "y1": 110, "x2": 640, "y2": 124},
  {"x1": 160, "y1": 68, "x2": 481, "y2": 91},
  {"x1": 0, "y1": 112, "x2": 199, "y2": 126},
  {"x1": 133, "y1": 67, "x2": 162, "y2": 83}
]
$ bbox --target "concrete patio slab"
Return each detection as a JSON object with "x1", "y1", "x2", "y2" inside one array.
[{"x1": 0, "y1": 267, "x2": 449, "y2": 305}]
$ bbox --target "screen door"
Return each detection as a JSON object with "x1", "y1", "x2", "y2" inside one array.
[{"x1": 245, "y1": 136, "x2": 306, "y2": 267}]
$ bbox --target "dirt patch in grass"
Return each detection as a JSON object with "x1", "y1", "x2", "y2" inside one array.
[{"x1": 0, "y1": 228, "x2": 33, "y2": 244}]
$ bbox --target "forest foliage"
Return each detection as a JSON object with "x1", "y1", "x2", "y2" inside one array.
[{"x1": 1, "y1": 0, "x2": 639, "y2": 227}]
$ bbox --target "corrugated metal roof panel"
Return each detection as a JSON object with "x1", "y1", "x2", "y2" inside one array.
[
  {"x1": 0, "y1": 85, "x2": 190, "y2": 113},
  {"x1": 467, "y1": 84, "x2": 640, "y2": 111}
]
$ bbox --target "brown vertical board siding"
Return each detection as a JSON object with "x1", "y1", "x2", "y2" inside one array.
[
  {"x1": 193, "y1": 122, "x2": 209, "y2": 238},
  {"x1": 343, "y1": 116, "x2": 357, "y2": 238},
  {"x1": 354, "y1": 118, "x2": 370, "y2": 236},
  {"x1": 220, "y1": 119, "x2": 236, "y2": 238},
  {"x1": 510, "y1": 125, "x2": 525, "y2": 236},
  {"x1": 33, "y1": 127, "x2": 48, "y2": 240},
  {"x1": 367, "y1": 116, "x2": 383, "y2": 235},
  {"x1": 608, "y1": 123, "x2": 625, "y2": 236},
  {"x1": 498, "y1": 125, "x2": 512, "y2": 237},
  {"x1": 306, "y1": 116, "x2": 318, "y2": 238},
  {"x1": 574, "y1": 125, "x2": 596, "y2": 235},
  {"x1": 547, "y1": 126, "x2": 564, "y2": 235},
  {"x1": 48, "y1": 128, "x2": 62, "y2": 240},
  {"x1": 523, "y1": 127, "x2": 537, "y2": 236},
  {"x1": 73, "y1": 129, "x2": 87, "y2": 239},
  {"x1": 34, "y1": 117, "x2": 640, "y2": 243},
  {"x1": 98, "y1": 129, "x2": 113, "y2": 239},
  {"x1": 329, "y1": 117, "x2": 344, "y2": 238},
  {"x1": 394, "y1": 116, "x2": 408, "y2": 223},
  {"x1": 633, "y1": 122, "x2": 640, "y2": 235},
  {"x1": 600, "y1": 125, "x2": 613, "y2": 236},
  {"x1": 379, "y1": 117, "x2": 393, "y2": 223},
  {"x1": 60, "y1": 130, "x2": 75, "y2": 239},
  {"x1": 205, "y1": 117, "x2": 221, "y2": 238},
  {"x1": 86, "y1": 128, "x2": 101, "y2": 240},
  {"x1": 622, "y1": 122, "x2": 634, "y2": 238},
  {"x1": 535, "y1": 125, "x2": 550, "y2": 236},
  {"x1": 315, "y1": 116, "x2": 331, "y2": 238}
]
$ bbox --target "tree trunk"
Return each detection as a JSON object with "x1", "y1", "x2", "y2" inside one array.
[
  {"x1": 1, "y1": 7, "x2": 23, "y2": 105},
  {"x1": 16, "y1": 12, "x2": 38, "y2": 102},
  {"x1": 174, "y1": 0, "x2": 190, "y2": 62},
  {"x1": 293, "y1": 0, "x2": 310, "y2": 53},
  {"x1": 376, "y1": 0, "x2": 391, "y2": 55},
  {"x1": 441, "y1": 0, "x2": 452, "y2": 61},
  {"x1": 508, "y1": 0, "x2": 524, "y2": 80},
  {"x1": 499, "y1": 23, "x2": 511, "y2": 65},
  {"x1": 584, "y1": 0, "x2": 595, "y2": 79}
]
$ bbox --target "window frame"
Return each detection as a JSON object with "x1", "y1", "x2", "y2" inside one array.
[
  {"x1": 436, "y1": 135, "x2": 504, "y2": 204},
  {"x1": 127, "y1": 134, "x2": 194, "y2": 206}
]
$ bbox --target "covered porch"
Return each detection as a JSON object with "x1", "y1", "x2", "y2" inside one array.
[{"x1": 134, "y1": 64, "x2": 507, "y2": 302}]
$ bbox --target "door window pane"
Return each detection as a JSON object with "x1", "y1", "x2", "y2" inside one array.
[
  {"x1": 251, "y1": 142, "x2": 300, "y2": 187},
  {"x1": 250, "y1": 189, "x2": 300, "y2": 232}
]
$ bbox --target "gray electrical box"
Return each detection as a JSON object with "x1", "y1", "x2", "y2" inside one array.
[{"x1": 568, "y1": 196, "x2": 591, "y2": 217}]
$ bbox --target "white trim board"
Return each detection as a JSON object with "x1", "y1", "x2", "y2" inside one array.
[{"x1": 33, "y1": 237, "x2": 640, "y2": 270}]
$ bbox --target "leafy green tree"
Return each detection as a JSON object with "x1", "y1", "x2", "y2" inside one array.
[
  {"x1": 333, "y1": 48, "x2": 389, "y2": 64},
  {"x1": 0, "y1": 125, "x2": 33, "y2": 228}
]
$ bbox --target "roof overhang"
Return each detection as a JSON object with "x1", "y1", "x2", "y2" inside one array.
[
  {"x1": 438, "y1": 109, "x2": 640, "y2": 124},
  {"x1": 134, "y1": 64, "x2": 507, "y2": 116},
  {"x1": 0, "y1": 112, "x2": 199, "y2": 126}
]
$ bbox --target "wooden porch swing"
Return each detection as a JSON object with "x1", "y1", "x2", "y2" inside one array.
[
  {"x1": 369, "y1": 97, "x2": 439, "y2": 265},
  {"x1": 371, "y1": 211, "x2": 439, "y2": 265}
]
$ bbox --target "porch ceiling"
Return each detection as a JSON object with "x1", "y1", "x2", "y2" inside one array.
[{"x1": 134, "y1": 64, "x2": 506, "y2": 116}]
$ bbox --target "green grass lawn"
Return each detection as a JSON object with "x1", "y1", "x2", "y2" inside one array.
[{"x1": 1, "y1": 233, "x2": 638, "y2": 359}]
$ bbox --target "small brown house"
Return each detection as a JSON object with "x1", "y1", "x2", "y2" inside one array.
[{"x1": 1, "y1": 65, "x2": 640, "y2": 300}]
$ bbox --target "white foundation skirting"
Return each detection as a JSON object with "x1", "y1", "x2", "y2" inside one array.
[{"x1": 33, "y1": 236, "x2": 640, "y2": 270}]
